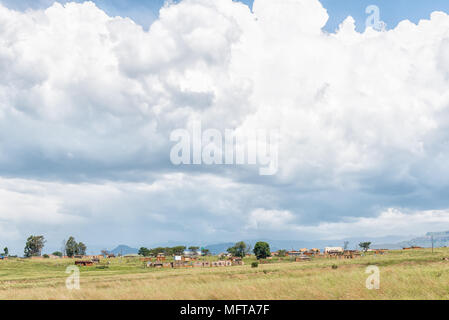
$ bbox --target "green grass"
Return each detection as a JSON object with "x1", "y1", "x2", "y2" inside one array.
[{"x1": 1, "y1": 248, "x2": 449, "y2": 299}]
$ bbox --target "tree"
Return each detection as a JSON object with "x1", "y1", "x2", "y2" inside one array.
[
  {"x1": 278, "y1": 249, "x2": 287, "y2": 257},
  {"x1": 65, "y1": 237, "x2": 87, "y2": 257},
  {"x1": 24, "y1": 235, "x2": 46, "y2": 257},
  {"x1": 65, "y1": 237, "x2": 78, "y2": 257},
  {"x1": 52, "y1": 251, "x2": 63, "y2": 257},
  {"x1": 3, "y1": 247, "x2": 8, "y2": 256},
  {"x1": 201, "y1": 248, "x2": 210, "y2": 256},
  {"x1": 227, "y1": 241, "x2": 248, "y2": 258},
  {"x1": 77, "y1": 242, "x2": 87, "y2": 255},
  {"x1": 253, "y1": 241, "x2": 271, "y2": 260},
  {"x1": 171, "y1": 246, "x2": 186, "y2": 256},
  {"x1": 149, "y1": 247, "x2": 163, "y2": 256},
  {"x1": 138, "y1": 247, "x2": 151, "y2": 257},
  {"x1": 359, "y1": 242, "x2": 371, "y2": 252},
  {"x1": 189, "y1": 246, "x2": 200, "y2": 252}
]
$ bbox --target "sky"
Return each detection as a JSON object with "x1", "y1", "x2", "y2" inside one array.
[
  {"x1": 1, "y1": 0, "x2": 449, "y2": 255},
  {"x1": 3, "y1": 0, "x2": 449, "y2": 31}
]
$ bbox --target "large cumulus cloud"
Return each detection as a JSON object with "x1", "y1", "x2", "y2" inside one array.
[{"x1": 1, "y1": 0, "x2": 449, "y2": 253}]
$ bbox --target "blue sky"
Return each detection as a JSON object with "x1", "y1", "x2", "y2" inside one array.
[{"x1": 2, "y1": 0, "x2": 449, "y2": 31}]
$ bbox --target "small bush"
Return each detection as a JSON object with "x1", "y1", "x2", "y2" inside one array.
[
  {"x1": 43, "y1": 254, "x2": 49, "y2": 259},
  {"x1": 331, "y1": 264, "x2": 338, "y2": 269},
  {"x1": 251, "y1": 262, "x2": 259, "y2": 268}
]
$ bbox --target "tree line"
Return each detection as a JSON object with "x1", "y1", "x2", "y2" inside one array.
[
  {"x1": 15, "y1": 235, "x2": 373, "y2": 258},
  {"x1": 0, "y1": 247, "x2": 8, "y2": 257},
  {"x1": 227, "y1": 241, "x2": 271, "y2": 260},
  {"x1": 23, "y1": 235, "x2": 87, "y2": 258}
]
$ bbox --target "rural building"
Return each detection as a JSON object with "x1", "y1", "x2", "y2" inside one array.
[
  {"x1": 231, "y1": 257, "x2": 244, "y2": 266},
  {"x1": 343, "y1": 250, "x2": 361, "y2": 259},
  {"x1": 75, "y1": 260, "x2": 94, "y2": 267},
  {"x1": 324, "y1": 247, "x2": 344, "y2": 254},
  {"x1": 193, "y1": 261, "x2": 203, "y2": 267},
  {"x1": 295, "y1": 255, "x2": 311, "y2": 262},
  {"x1": 152, "y1": 261, "x2": 164, "y2": 268},
  {"x1": 286, "y1": 251, "x2": 302, "y2": 257},
  {"x1": 212, "y1": 260, "x2": 232, "y2": 267}
]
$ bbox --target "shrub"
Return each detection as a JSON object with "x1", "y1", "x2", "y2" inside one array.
[
  {"x1": 331, "y1": 264, "x2": 338, "y2": 269},
  {"x1": 251, "y1": 262, "x2": 259, "y2": 268},
  {"x1": 253, "y1": 242, "x2": 271, "y2": 260},
  {"x1": 43, "y1": 254, "x2": 50, "y2": 259}
]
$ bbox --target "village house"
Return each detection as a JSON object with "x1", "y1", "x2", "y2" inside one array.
[
  {"x1": 231, "y1": 257, "x2": 244, "y2": 266},
  {"x1": 286, "y1": 250, "x2": 302, "y2": 257},
  {"x1": 295, "y1": 255, "x2": 311, "y2": 262},
  {"x1": 372, "y1": 249, "x2": 388, "y2": 255},
  {"x1": 75, "y1": 260, "x2": 94, "y2": 267},
  {"x1": 343, "y1": 250, "x2": 361, "y2": 259},
  {"x1": 212, "y1": 260, "x2": 232, "y2": 267},
  {"x1": 324, "y1": 247, "x2": 344, "y2": 254}
]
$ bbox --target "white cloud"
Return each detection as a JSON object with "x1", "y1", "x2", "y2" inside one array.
[
  {"x1": 1, "y1": 0, "x2": 449, "y2": 184},
  {"x1": 246, "y1": 208, "x2": 295, "y2": 230},
  {"x1": 244, "y1": 207, "x2": 449, "y2": 240},
  {"x1": 290, "y1": 208, "x2": 449, "y2": 239}
]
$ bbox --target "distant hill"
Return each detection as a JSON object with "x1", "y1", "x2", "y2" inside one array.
[
  {"x1": 396, "y1": 231, "x2": 449, "y2": 248},
  {"x1": 109, "y1": 245, "x2": 138, "y2": 255},
  {"x1": 204, "y1": 243, "x2": 235, "y2": 255}
]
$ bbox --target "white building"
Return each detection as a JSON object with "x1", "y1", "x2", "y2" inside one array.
[{"x1": 324, "y1": 247, "x2": 344, "y2": 254}]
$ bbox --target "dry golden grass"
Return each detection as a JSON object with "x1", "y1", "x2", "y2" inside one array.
[{"x1": 1, "y1": 248, "x2": 449, "y2": 299}]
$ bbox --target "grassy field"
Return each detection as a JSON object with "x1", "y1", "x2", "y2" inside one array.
[{"x1": 1, "y1": 248, "x2": 449, "y2": 299}]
